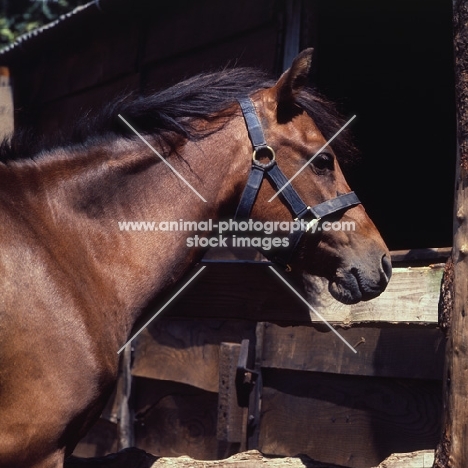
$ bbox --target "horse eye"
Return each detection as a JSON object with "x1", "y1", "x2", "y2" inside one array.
[{"x1": 312, "y1": 152, "x2": 334, "y2": 172}]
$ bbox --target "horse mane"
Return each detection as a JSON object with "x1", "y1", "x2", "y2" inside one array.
[{"x1": 0, "y1": 67, "x2": 356, "y2": 164}]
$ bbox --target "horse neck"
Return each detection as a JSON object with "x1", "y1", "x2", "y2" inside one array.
[{"x1": 3, "y1": 122, "x2": 250, "y2": 344}]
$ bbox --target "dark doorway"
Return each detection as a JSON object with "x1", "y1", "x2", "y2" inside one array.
[{"x1": 310, "y1": 0, "x2": 456, "y2": 250}]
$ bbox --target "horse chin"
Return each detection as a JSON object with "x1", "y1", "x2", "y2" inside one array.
[
  {"x1": 328, "y1": 270, "x2": 385, "y2": 305},
  {"x1": 328, "y1": 279, "x2": 363, "y2": 305}
]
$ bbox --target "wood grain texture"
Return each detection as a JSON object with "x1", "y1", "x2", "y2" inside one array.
[
  {"x1": 217, "y1": 343, "x2": 245, "y2": 444},
  {"x1": 303, "y1": 266, "x2": 444, "y2": 324},
  {"x1": 131, "y1": 319, "x2": 256, "y2": 393},
  {"x1": 259, "y1": 369, "x2": 442, "y2": 468},
  {"x1": 375, "y1": 450, "x2": 434, "y2": 467},
  {"x1": 161, "y1": 263, "x2": 443, "y2": 324},
  {"x1": 131, "y1": 319, "x2": 445, "y2": 391},
  {"x1": 261, "y1": 323, "x2": 445, "y2": 380},
  {"x1": 0, "y1": 71, "x2": 13, "y2": 139}
]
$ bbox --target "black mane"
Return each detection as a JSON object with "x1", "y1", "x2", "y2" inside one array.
[{"x1": 0, "y1": 67, "x2": 356, "y2": 163}]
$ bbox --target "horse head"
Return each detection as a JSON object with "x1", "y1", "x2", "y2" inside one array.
[{"x1": 240, "y1": 49, "x2": 391, "y2": 304}]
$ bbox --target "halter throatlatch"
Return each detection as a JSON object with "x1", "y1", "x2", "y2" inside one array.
[{"x1": 235, "y1": 97, "x2": 361, "y2": 270}]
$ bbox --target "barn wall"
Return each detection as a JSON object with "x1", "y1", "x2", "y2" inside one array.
[{"x1": 2, "y1": 0, "x2": 282, "y2": 136}]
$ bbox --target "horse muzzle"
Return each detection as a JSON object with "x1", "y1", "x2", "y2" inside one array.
[{"x1": 328, "y1": 253, "x2": 392, "y2": 304}]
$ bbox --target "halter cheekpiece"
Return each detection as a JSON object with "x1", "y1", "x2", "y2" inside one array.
[{"x1": 235, "y1": 97, "x2": 361, "y2": 270}]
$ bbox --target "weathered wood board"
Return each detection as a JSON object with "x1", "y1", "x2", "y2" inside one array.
[
  {"x1": 0, "y1": 67, "x2": 13, "y2": 138},
  {"x1": 125, "y1": 319, "x2": 444, "y2": 465},
  {"x1": 375, "y1": 450, "x2": 435, "y2": 468},
  {"x1": 217, "y1": 342, "x2": 245, "y2": 445},
  {"x1": 260, "y1": 323, "x2": 445, "y2": 380},
  {"x1": 159, "y1": 261, "x2": 444, "y2": 324},
  {"x1": 131, "y1": 320, "x2": 444, "y2": 388},
  {"x1": 132, "y1": 320, "x2": 256, "y2": 393},
  {"x1": 303, "y1": 266, "x2": 444, "y2": 324},
  {"x1": 259, "y1": 369, "x2": 442, "y2": 468}
]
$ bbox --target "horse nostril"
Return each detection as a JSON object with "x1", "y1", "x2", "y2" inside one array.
[{"x1": 381, "y1": 254, "x2": 392, "y2": 283}]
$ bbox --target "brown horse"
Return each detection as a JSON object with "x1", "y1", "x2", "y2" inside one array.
[{"x1": 0, "y1": 49, "x2": 391, "y2": 467}]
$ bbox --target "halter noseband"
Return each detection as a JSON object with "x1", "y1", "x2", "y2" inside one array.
[{"x1": 235, "y1": 97, "x2": 361, "y2": 271}]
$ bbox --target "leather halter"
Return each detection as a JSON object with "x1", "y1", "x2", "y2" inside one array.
[{"x1": 235, "y1": 97, "x2": 361, "y2": 270}]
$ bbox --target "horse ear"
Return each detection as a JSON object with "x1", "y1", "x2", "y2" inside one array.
[{"x1": 275, "y1": 48, "x2": 313, "y2": 118}]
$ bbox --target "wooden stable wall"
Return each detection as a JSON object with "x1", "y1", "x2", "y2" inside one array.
[
  {"x1": 0, "y1": 0, "x2": 293, "y2": 134},
  {"x1": 74, "y1": 248, "x2": 447, "y2": 468}
]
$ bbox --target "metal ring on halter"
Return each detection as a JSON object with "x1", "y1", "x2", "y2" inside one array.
[{"x1": 252, "y1": 145, "x2": 276, "y2": 168}]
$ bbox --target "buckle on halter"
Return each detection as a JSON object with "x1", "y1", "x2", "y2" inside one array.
[
  {"x1": 305, "y1": 218, "x2": 320, "y2": 232},
  {"x1": 294, "y1": 206, "x2": 321, "y2": 233},
  {"x1": 252, "y1": 145, "x2": 276, "y2": 168}
]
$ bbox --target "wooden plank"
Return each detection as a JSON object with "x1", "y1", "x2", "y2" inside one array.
[
  {"x1": 17, "y1": 27, "x2": 278, "y2": 135},
  {"x1": 0, "y1": 67, "x2": 13, "y2": 139},
  {"x1": 131, "y1": 319, "x2": 256, "y2": 392},
  {"x1": 130, "y1": 319, "x2": 438, "y2": 393},
  {"x1": 203, "y1": 247, "x2": 450, "y2": 265},
  {"x1": 217, "y1": 343, "x2": 245, "y2": 445},
  {"x1": 305, "y1": 266, "x2": 444, "y2": 324},
  {"x1": 390, "y1": 247, "x2": 451, "y2": 265},
  {"x1": 375, "y1": 450, "x2": 435, "y2": 468},
  {"x1": 258, "y1": 369, "x2": 442, "y2": 468},
  {"x1": 162, "y1": 264, "x2": 443, "y2": 324},
  {"x1": 260, "y1": 324, "x2": 445, "y2": 380}
]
